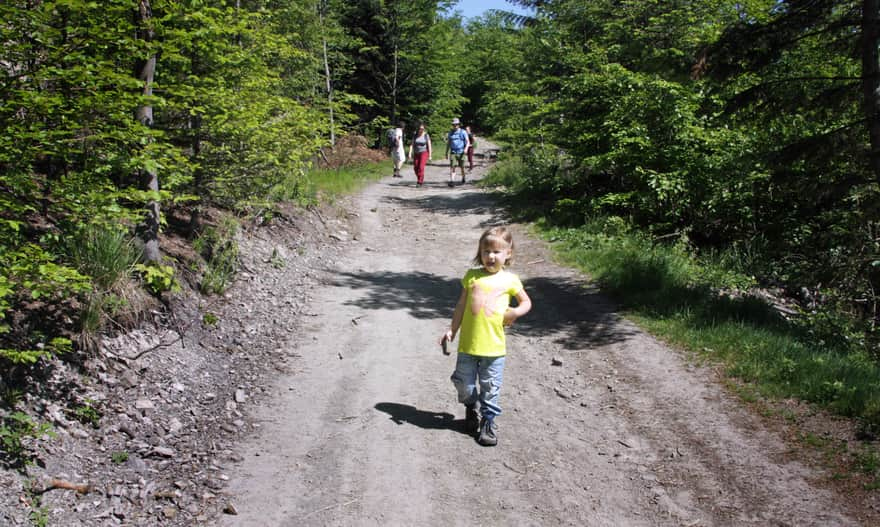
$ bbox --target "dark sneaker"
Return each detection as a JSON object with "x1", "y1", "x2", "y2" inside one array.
[
  {"x1": 478, "y1": 417, "x2": 497, "y2": 446},
  {"x1": 465, "y1": 405, "x2": 480, "y2": 434},
  {"x1": 447, "y1": 181, "x2": 454, "y2": 187},
  {"x1": 461, "y1": 176, "x2": 466, "y2": 184}
]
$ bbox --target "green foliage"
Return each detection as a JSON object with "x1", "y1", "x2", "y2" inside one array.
[
  {"x1": 337, "y1": 0, "x2": 466, "y2": 125},
  {"x1": 470, "y1": 0, "x2": 880, "y2": 363},
  {"x1": 69, "y1": 400, "x2": 102, "y2": 428},
  {"x1": 2, "y1": 0, "x2": 349, "y2": 357},
  {"x1": 269, "y1": 248, "x2": 286, "y2": 270},
  {"x1": 29, "y1": 505, "x2": 49, "y2": 527},
  {"x1": 135, "y1": 264, "x2": 180, "y2": 296},
  {"x1": 111, "y1": 451, "x2": 129, "y2": 464},
  {"x1": 0, "y1": 338, "x2": 72, "y2": 366},
  {"x1": 202, "y1": 312, "x2": 219, "y2": 326},
  {"x1": 0, "y1": 412, "x2": 53, "y2": 469}
]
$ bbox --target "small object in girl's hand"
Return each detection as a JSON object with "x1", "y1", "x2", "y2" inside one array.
[{"x1": 441, "y1": 335, "x2": 451, "y2": 355}]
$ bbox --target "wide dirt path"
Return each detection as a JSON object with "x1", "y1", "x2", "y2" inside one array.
[{"x1": 219, "y1": 143, "x2": 860, "y2": 526}]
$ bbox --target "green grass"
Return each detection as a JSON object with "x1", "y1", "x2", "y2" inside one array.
[
  {"x1": 536, "y1": 219, "x2": 880, "y2": 431},
  {"x1": 271, "y1": 160, "x2": 392, "y2": 205},
  {"x1": 193, "y1": 216, "x2": 240, "y2": 295},
  {"x1": 66, "y1": 224, "x2": 141, "y2": 291}
]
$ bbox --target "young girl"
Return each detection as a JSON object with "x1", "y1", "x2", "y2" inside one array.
[
  {"x1": 440, "y1": 226, "x2": 532, "y2": 446},
  {"x1": 407, "y1": 123, "x2": 432, "y2": 187}
]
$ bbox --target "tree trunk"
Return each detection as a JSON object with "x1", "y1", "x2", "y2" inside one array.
[
  {"x1": 864, "y1": 0, "x2": 880, "y2": 182},
  {"x1": 389, "y1": 2, "x2": 400, "y2": 125},
  {"x1": 188, "y1": 112, "x2": 203, "y2": 237},
  {"x1": 391, "y1": 43, "x2": 399, "y2": 125},
  {"x1": 319, "y1": 0, "x2": 335, "y2": 147},
  {"x1": 863, "y1": 0, "x2": 880, "y2": 333},
  {"x1": 136, "y1": 0, "x2": 160, "y2": 263}
]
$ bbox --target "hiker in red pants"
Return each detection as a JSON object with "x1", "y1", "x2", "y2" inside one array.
[
  {"x1": 408, "y1": 122, "x2": 432, "y2": 187},
  {"x1": 465, "y1": 125, "x2": 476, "y2": 172}
]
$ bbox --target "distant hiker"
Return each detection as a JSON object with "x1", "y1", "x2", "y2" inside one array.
[
  {"x1": 445, "y1": 117, "x2": 470, "y2": 187},
  {"x1": 408, "y1": 122, "x2": 432, "y2": 187},
  {"x1": 389, "y1": 122, "x2": 406, "y2": 178},
  {"x1": 440, "y1": 226, "x2": 532, "y2": 446},
  {"x1": 465, "y1": 125, "x2": 476, "y2": 172}
]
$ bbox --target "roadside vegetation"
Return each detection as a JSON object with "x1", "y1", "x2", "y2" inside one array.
[{"x1": 302, "y1": 160, "x2": 394, "y2": 202}]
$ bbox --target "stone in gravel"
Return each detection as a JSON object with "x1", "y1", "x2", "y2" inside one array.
[
  {"x1": 126, "y1": 456, "x2": 148, "y2": 473},
  {"x1": 119, "y1": 423, "x2": 137, "y2": 438},
  {"x1": 70, "y1": 428, "x2": 90, "y2": 439},
  {"x1": 120, "y1": 370, "x2": 139, "y2": 388},
  {"x1": 151, "y1": 446, "x2": 176, "y2": 458},
  {"x1": 166, "y1": 417, "x2": 183, "y2": 434}
]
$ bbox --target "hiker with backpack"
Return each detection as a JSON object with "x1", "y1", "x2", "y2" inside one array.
[
  {"x1": 445, "y1": 118, "x2": 470, "y2": 187},
  {"x1": 388, "y1": 122, "x2": 406, "y2": 178}
]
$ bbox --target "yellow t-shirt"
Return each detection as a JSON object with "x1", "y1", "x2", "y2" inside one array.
[{"x1": 457, "y1": 268, "x2": 524, "y2": 357}]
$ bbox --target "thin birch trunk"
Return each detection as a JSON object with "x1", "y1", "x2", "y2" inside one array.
[{"x1": 136, "y1": 0, "x2": 160, "y2": 263}]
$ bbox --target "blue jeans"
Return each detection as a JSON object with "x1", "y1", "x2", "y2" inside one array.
[{"x1": 450, "y1": 354, "x2": 505, "y2": 419}]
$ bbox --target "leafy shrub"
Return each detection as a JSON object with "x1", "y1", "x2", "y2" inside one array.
[
  {"x1": 69, "y1": 399, "x2": 102, "y2": 428},
  {"x1": 0, "y1": 412, "x2": 53, "y2": 469},
  {"x1": 135, "y1": 263, "x2": 180, "y2": 295},
  {"x1": 0, "y1": 337, "x2": 71, "y2": 365}
]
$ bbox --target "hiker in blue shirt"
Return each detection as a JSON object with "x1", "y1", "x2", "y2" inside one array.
[{"x1": 445, "y1": 117, "x2": 470, "y2": 187}]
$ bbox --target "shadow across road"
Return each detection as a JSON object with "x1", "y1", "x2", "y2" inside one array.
[
  {"x1": 330, "y1": 269, "x2": 636, "y2": 348},
  {"x1": 382, "y1": 189, "x2": 509, "y2": 227},
  {"x1": 374, "y1": 402, "x2": 471, "y2": 435}
]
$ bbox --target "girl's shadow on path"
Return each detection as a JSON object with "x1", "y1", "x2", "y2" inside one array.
[{"x1": 374, "y1": 402, "x2": 472, "y2": 436}]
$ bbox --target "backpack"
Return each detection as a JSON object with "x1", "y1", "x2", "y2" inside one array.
[
  {"x1": 386, "y1": 128, "x2": 398, "y2": 149},
  {"x1": 448, "y1": 128, "x2": 467, "y2": 153}
]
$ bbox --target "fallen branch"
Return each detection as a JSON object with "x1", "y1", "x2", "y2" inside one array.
[
  {"x1": 35, "y1": 478, "x2": 93, "y2": 495},
  {"x1": 503, "y1": 461, "x2": 527, "y2": 475},
  {"x1": 103, "y1": 330, "x2": 183, "y2": 361},
  {"x1": 308, "y1": 204, "x2": 327, "y2": 226},
  {"x1": 102, "y1": 298, "x2": 217, "y2": 361},
  {"x1": 300, "y1": 498, "x2": 360, "y2": 519}
]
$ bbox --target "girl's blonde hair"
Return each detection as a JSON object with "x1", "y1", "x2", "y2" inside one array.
[{"x1": 472, "y1": 226, "x2": 515, "y2": 266}]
